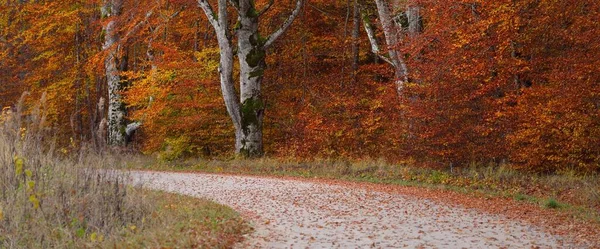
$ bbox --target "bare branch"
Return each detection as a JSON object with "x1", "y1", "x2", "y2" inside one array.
[
  {"x1": 227, "y1": 0, "x2": 241, "y2": 13},
  {"x1": 258, "y1": 0, "x2": 274, "y2": 17},
  {"x1": 264, "y1": 0, "x2": 305, "y2": 49},
  {"x1": 360, "y1": 5, "x2": 394, "y2": 67},
  {"x1": 197, "y1": 0, "x2": 220, "y2": 31},
  {"x1": 123, "y1": 10, "x2": 154, "y2": 40},
  {"x1": 167, "y1": 6, "x2": 186, "y2": 19},
  {"x1": 307, "y1": 3, "x2": 332, "y2": 16},
  {"x1": 125, "y1": 122, "x2": 142, "y2": 137}
]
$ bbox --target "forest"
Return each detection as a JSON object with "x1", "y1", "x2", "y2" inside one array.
[{"x1": 1, "y1": 0, "x2": 599, "y2": 173}]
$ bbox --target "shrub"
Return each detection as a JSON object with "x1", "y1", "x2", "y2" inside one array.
[
  {"x1": 158, "y1": 135, "x2": 195, "y2": 161},
  {"x1": 0, "y1": 95, "x2": 150, "y2": 247}
]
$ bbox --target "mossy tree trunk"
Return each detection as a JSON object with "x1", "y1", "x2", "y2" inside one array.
[
  {"x1": 197, "y1": 0, "x2": 304, "y2": 158},
  {"x1": 237, "y1": 0, "x2": 266, "y2": 157}
]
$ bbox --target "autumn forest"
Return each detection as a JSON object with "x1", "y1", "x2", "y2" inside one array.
[{"x1": 1, "y1": 0, "x2": 599, "y2": 173}]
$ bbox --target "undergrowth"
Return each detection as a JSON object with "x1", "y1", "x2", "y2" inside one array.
[{"x1": 0, "y1": 94, "x2": 249, "y2": 248}]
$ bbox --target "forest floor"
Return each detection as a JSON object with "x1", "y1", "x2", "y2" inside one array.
[{"x1": 129, "y1": 170, "x2": 600, "y2": 248}]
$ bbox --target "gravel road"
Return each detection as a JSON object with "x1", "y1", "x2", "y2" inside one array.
[{"x1": 129, "y1": 171, "x2": 580, "y2": 248}]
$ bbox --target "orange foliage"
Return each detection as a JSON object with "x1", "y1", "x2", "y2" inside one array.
[
  {"x1": 1, "y1": 0, "x2": 598, "y2": 172},
  {"x1": 405, "y1": 0, "x2": 600, "y2": 171}
]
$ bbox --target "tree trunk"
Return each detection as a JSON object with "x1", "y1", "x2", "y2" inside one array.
[
  {"x1": 237, "y1": 1, "x2": 266, "y2": 157},
  {"x1": 374, "y1": 0, "x2": 408, "y2": 95},
  {"x1": 218, "y1": 36, "x2": 242, "y2": 152},
  {"x1": 406, "y1": 4, "x2": 421, "y2": 38},
  {"x1": 360, "y1": 6, "x2": 383, "y2": 64},
  {"x1": 351, "y1": 0, "x2": 360, "y2": 81},
  {"x1": 197, "y1": 0, "x2": 303, "y2": 157},
  {"x1": 102, "y1": 0, "x2": 126, "y2": 146}
]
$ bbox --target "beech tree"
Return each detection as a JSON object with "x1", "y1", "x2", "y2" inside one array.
[
  {"x1": 101, "y1": 0, "x2": 127, "y2": 146},
  {"x1": 197, "y1": 0, "x2": 304, "y2": 157},
  {"x1": 358, "y1": 0, "x2": 422, "y2": 95}
]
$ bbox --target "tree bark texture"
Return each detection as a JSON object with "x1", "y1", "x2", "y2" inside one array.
[
  {"x1": 406, "y1": 4, "x2": 421, "y2": 38},
  {"x1": 352, "y1": 0, "x2": 360, "y2": 78},
  {"x1": 102, "y1": 0, "x2": 126, "y2": 146},
  {"x1": 374, "y1": 0, "x2": 409, "y2": 95}
]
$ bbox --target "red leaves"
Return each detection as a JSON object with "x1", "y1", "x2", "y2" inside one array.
[{"x1": 403, "y1": 0, "x2": 600, "y2": 171}]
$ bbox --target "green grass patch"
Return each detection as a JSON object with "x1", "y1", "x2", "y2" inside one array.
[
  {"x1": 514, "y1": 193, "x2": 528, "y2": 201},
  {"x1": 115, "y1": 190, "x2": 250, "y2": 248},
  {"x1": 544, "y1": 198, "x2": 562, "y2": 209}
]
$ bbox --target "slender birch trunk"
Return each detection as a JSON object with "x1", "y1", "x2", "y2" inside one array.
[
  {"x1": 374, "y1": 0, "x2": 408, "y2": 95},
  {"x1": 406, "y1": 4, "x2": 421, "y2": 39},
  {"x1": 101, "y1": 0, "x2": 126, "y2": 146},
  {"x1": 351, "y1": 0, "x2": 360, "y2": 81}
]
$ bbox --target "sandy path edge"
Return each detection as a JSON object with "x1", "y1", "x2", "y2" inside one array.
[{"x1": 128, "y1": 170, "x2": 598, "y2": 248}]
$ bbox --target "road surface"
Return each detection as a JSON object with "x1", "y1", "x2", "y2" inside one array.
[{"x1": 129, "y1": 171, "x2": 582, "y2": 248}]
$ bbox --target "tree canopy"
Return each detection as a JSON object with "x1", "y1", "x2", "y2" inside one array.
[{"x1": 1, "y1": 0, "x2": 598, "y2": 172}]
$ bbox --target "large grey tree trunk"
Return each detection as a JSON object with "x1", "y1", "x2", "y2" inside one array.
[
  {"x1": 101, "y1": 0, "x2": 126, "y2": 146},
  {"x1": 237, "y1": 1, "x2": 266, "y2": 157},
  {"x1": 197, "y1": 0, "x2": 304, "y2": 157}
]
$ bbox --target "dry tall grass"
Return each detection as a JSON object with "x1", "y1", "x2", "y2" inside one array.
[{"x1": 0, "y1": 94, "x2": 150, "y2": 247}]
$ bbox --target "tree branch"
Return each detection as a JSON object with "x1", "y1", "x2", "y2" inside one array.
[
  {"x1": 125, "y1": 122, "x2": 142, "y2": 137},
  {"x1": 197, "y1": 0, "x2": 220, "y2": 31},
  {"x1": 264, "y1": 0, "x2": 305, "y2": 49},
  {"x1": 360, "y1": 5, "x2": 395, "y2": 67},
  {"x1": 258, "y1": 0, "x2": 274, "y2": 17},
  {"x1": 227, "y1": 0, "x2": 241, "y2": 13},
  {"x1": 166, "y1": 6, "x2": 186, "y2": 20}
]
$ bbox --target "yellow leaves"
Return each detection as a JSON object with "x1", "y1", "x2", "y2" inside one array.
[
  {"x1": 193, "y1": 47, "x2": 220, "y2": 76},
  {"x1": 12, "y1": 156, "x2": 41, "y2": 209},
  {"x1": 29, "y1": 194, "x2": 40, "y2": 209},
  {"x1": 14, "y1": 156, "x2": 24, "y2": 176},
  {"x1": 19, "y1": 127, "x2": 26, "y2": 140},
  {"x1": 89, "y1": 232, "x2": 104, "y2": 242},
  {"x1": 27, "y1": 180, "x2": 36, "y2": 192},
  {"x1": 452, "y1": 30, "x2": 471, "y2": 49},
  {"x1": 0, "y1": 107, "x2": 12, "y2": 124},
  {"x1": 0, "y1": 206, "x2": 3, "y2": 221},
  {"x1": 32, "y1": 50, "x2": 57, "y2": 62}
]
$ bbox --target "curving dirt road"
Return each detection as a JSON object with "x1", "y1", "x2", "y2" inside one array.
[{"x1": 129, "y1": 171, "x2": 585, "y2": 248}]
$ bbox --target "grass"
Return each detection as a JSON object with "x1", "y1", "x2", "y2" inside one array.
[
  {"x1": 115, "y1": 190, "x2": 250, "y2": 248},
  {"x1": 128, "y1": 156, "x2": 600, "y2": 223},
  {"x1": 545, "y1": 198, "x2": 562, "y2": 209},
  {"x1": 0, "y1": 97, "x2": 249, "y2": 248}
]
